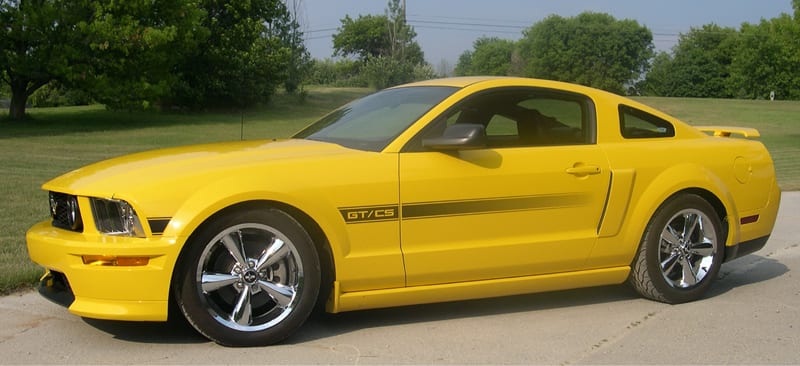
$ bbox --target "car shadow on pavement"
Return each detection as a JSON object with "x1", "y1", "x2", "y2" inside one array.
[
  {"x1": 291, "y1": 284, "x2": 641, "y2": 344},
  {"x1": 77, "y1": 254, "x2": 788, "y2": 346},
  {"x1": 293, "y1": 255, "x2": 789, "y2": 344},
  {"x1": 82, "y1": 312, "x2": 208, "y2": 344},
  {"x1": 707, "y1": 255, "x2": 789, "y2": 298}
]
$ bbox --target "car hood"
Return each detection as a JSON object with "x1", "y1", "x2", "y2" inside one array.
[{"x1": 43, "y1": 138, "x2": 358, "y2": 198}]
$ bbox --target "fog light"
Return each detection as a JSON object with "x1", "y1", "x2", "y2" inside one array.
[{"x1": 82, "y1": 255, "x2": 149, "y2": 266}]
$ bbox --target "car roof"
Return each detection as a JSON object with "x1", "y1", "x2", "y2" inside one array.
[
  {"x1": 399, "y1": 76, "x2": 508, "y2": 88},
  {"x1": 398, "y1": 76, "x2": 619, "y2": 99}
]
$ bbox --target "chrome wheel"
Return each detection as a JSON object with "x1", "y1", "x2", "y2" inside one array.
[
  {"x1": 197, "y1": 223, "x2": 303, "y2": 332},
  {"x1": 176, "y1": 208, "x2": 320, "y2": 346},
  {"x1": 658, "y1": 209, "x2": 718, "y2": 288},
  {"x1": 629, "y1": 194, "x2": 724, "y2": 304}
]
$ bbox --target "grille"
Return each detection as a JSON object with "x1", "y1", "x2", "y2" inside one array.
[{"x1": 49, "y1": 192, "x2": 84, "y2": 232}]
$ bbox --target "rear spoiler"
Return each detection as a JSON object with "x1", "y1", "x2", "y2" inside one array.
[{"x1": 696, "y1": 126, "x2": 760, "y2": 138}]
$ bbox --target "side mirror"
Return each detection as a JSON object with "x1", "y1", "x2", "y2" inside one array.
[{"x1": 422, "y1": 123, "x2": 487, "y2": 151}]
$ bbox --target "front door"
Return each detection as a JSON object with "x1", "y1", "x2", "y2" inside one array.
[{"x1": 398, "y1": 87, "x2": 611, "y2": 286}]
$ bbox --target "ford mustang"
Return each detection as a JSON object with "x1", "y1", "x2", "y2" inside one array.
[{"x1": 27, "y1": 77, "x2": 780, "y2": 346}]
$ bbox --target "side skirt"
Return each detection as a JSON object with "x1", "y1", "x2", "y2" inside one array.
[{"x1": 328, "y1": 266, "x2": 631, "y2": 313}]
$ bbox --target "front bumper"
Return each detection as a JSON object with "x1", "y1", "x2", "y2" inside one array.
[{"x1": 26, "y1": 221, "x2": 182, "y2": 321}]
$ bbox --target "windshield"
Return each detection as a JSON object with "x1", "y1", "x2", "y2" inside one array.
[{"x1": 294, "y1": 86, "x2": 457, "y2": 151}]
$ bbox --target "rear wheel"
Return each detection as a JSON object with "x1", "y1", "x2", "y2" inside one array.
[
  {"x1": 629, "y1": 194, "x2": 724, "y2": 304},
  {"x1": 174, "y1": 208, "x2": 320, "y2": 346}
]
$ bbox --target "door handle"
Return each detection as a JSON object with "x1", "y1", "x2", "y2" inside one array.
[{"x1": 566, "y1": 165, "x2": 601, "y2": 176}]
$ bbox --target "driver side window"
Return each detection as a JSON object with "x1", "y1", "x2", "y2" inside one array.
[{"x1": 421, "y1": 88, "x2": 593, "y2": 150}]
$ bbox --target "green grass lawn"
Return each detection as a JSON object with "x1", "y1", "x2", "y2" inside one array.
[{"x1": 0, "y1": 90, "x2": 797, "y2": 294}]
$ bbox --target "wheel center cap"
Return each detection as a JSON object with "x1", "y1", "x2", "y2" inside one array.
[
  {"x1": 242, "y1": 270, "x2": 259, "y2": 284},
  {"x1": 678, "y1": 242, "x2": 691, "y2": 257}
]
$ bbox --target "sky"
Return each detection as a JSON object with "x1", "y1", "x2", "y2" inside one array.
[{"x1": 298, "y1": 0, "x2": 795, "y2": 69}]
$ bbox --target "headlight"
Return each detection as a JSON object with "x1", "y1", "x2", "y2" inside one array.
[{"x1": 90, "y1": 198, "x2": 146, "y2": 237}]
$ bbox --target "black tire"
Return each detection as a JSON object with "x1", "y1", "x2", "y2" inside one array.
[
  {"x1": 174, "y1": 208, "x2": 320, "y2": 346},
  {"x1": 629, "y1": 194, "x2": 724, "y2": 304}
]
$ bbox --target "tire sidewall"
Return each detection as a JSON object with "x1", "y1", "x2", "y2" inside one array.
[{"x1": 175, "y1": 208, "x2": 320, "y2": 346}]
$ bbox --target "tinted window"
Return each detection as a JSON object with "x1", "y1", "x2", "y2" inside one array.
[
  {"x1": 295, "y1": 86, "x2": 457, "y2": 151},
  {"x1": 406, "y1": 87, "x2": 594, "y2": 151},
  {"x1": 619, "y1": 105, "x2": 675, "y2": 139}
]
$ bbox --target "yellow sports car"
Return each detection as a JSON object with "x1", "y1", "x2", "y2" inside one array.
[{"x1": 27, "y1": 77, "x2": 780, "y2": 346}]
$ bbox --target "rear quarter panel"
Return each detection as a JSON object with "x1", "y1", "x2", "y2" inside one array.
[{"x1": 585, "y1": 94, "x2": 778, "y2": 269}]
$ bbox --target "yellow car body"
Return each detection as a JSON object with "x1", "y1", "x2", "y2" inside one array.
[{"x1": 27, "y1": 77, "x2": 780, "y2": 345}]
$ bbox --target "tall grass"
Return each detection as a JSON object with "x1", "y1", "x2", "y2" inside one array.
[{"x1": 0, "y1": 90, "x2": 797, "y2": 294}]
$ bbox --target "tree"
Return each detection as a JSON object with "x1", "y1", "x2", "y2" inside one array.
[
  {"x1": 384, "y1": 0, "x2": 423, "y2": 64},
  {"x1": 644, "y1": 2, "x2": 800, "y2": 100},
  {"x1": 642, "y1": 52, "x2": 674, "y2": 96},
  {"x1": 728, "y1": 14, "x2": 800, "y2": 99},
  {"x1": 331, "y1": 0, "x2": 427, "y2": 89},
  {"x1": 79, "y1": 1, "x2": 204, "y2": 110},
  {"x1": 332, "y1": 4, "x2": 424, "y2": 66},
  {"x1": 517, "y1": 12, "x2": 654, "y2": 94},
  {"x1": 795, "y1": 0, "x2": 800, "y2": 19},
  {"x1": 281, "y1": 0, "x2": 312, "y2": 93},
  {"x1": 333, "y1": 14, "x2": 392, "y2": 60},
  {"x1": 1, "y1": 0, "x2": 76, "y2": 119},
  {"x1": 453, "y1": 51, "x2": 473, "y2": 76},
  {"x1": 0, "y1": 72, "x2": 9, "y2": 98},
  {"x1": 168, "y1": 0, "x2": 307, "y2": 109},
  {"x1": 645, "y1": 24, "x2": 738, "y2": 98},
  {"x1": 0, "y1": 0, "x2": 202, "y2": 119},
  {"x1": 454, "y1": 37, "x2": 515, "y2": 76},
  {"x1": 306, "y1": 58, "x2": 365, "y2": 86},
  {"x1": 362, "y1": 56, "x2": 413, "y2": 89}
]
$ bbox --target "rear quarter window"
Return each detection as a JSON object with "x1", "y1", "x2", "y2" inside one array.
[{"x1": 619, "y1": 105, "x2": 675, "y2": 139}]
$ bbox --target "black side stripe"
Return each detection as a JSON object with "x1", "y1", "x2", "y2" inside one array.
[
  {"x1": 338, "y1": 193, "x2": 589, "y2": 224},
  {"x1": 401, "y1": 194, "x2": 589, "y2": 220}
]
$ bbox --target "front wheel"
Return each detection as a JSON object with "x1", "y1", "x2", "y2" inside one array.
[
  {"x1": 629, "y1": 194, "x2": 724, "y2": 304},
  {"x1": 174, "y1": 208, "x2": 320, "y2": 346}
]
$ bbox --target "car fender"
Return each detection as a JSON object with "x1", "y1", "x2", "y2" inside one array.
[{"x1": 164, "y1": 176, "x2": 350, "y2": 269}]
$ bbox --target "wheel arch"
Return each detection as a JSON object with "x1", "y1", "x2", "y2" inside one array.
[
  {"x1": 679, "y1": 187, "x2": 728, "y2": 234},
  {"x1": 628, "y1": 188, "x2": 730, "y2": 257},
  {"x1": 617, "y1": 164, "x2": 740, "y2": 265}
]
